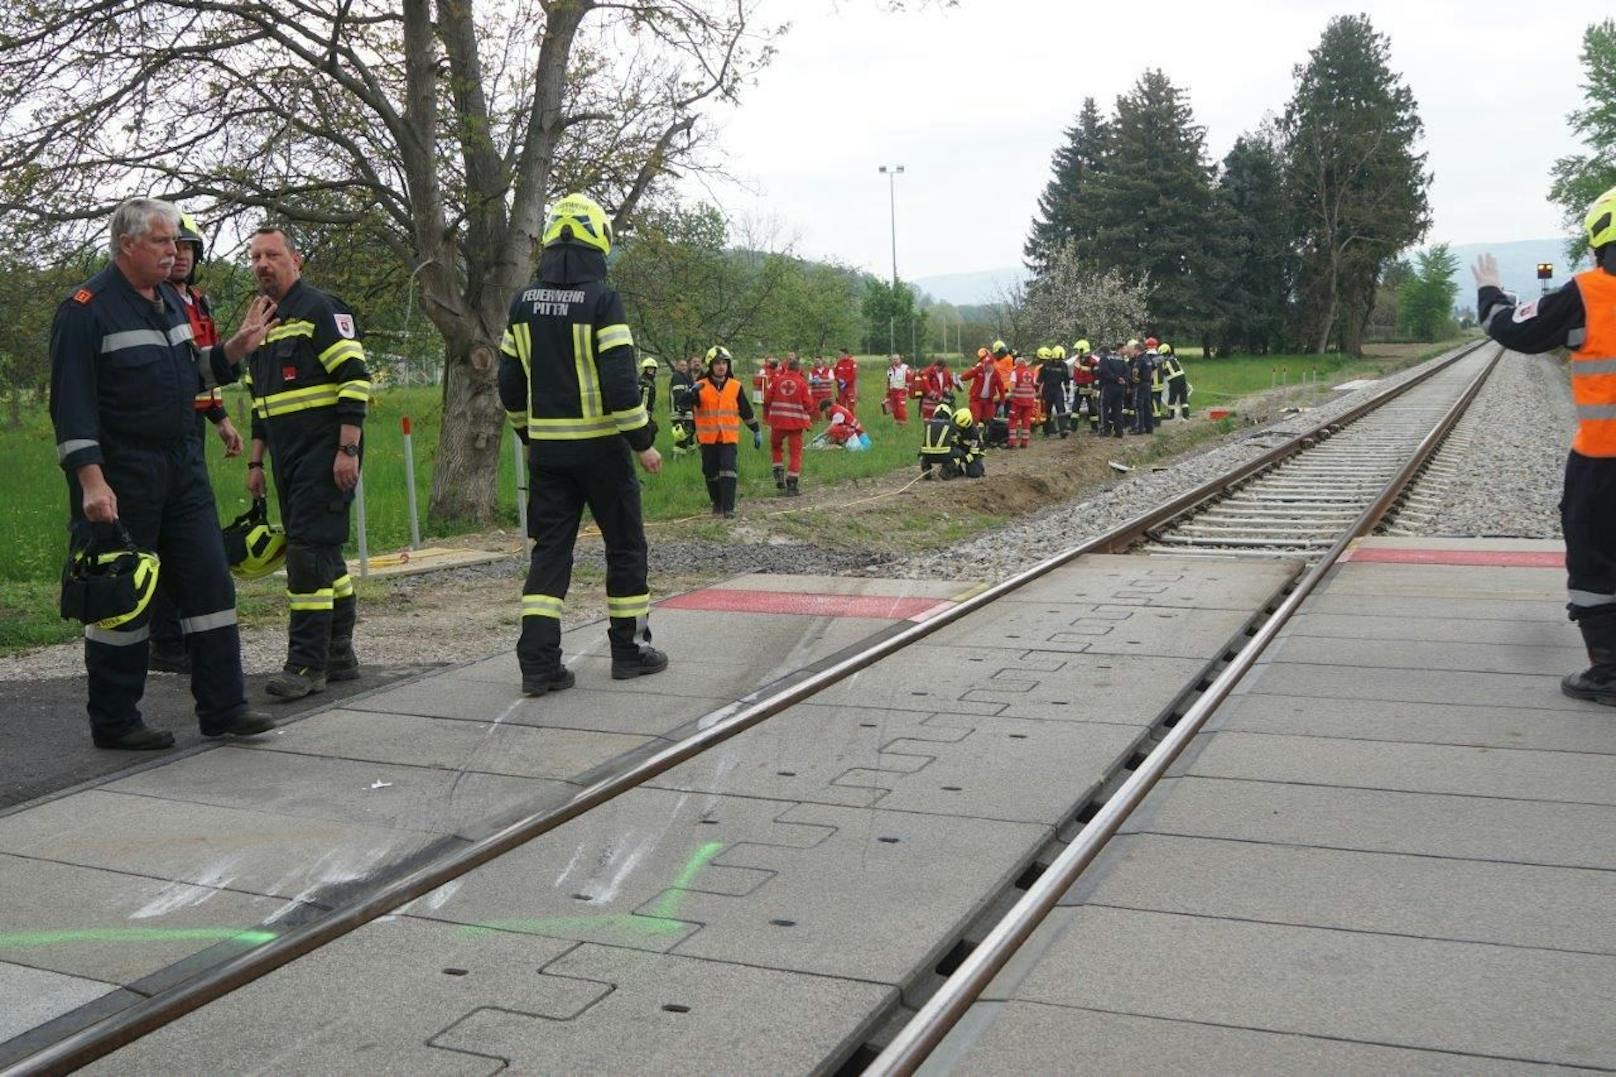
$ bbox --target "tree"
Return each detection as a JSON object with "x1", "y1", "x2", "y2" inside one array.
[
  {"x1": 1549, "y1": 19, "x2": 1616, "y2": 262},
  {"x1": 0, "y1": 1, "x2": 778, "y2": 524},
  {"x1": 1020, "y1": 241, "x2": 1152, "y2": 350},
  {"x1": 1282, "y1": 14, "x2": 1431, "y2": 355},
  {"x1": 1024, "y1": 98, "x2": 1108, "y2": 275},
  {"x1": 860, "y1": 279, "x2": 926, "y2": 357},
  {"x1": 1080, "y1": 71, "x2": 1219, "y2": 342},
  {"x1": 756, "y1": 260, "x2": 862, "y2": 356},
  {"x1": 1211, "y1": 130, "x2": 1293, "y2": 355},
  {"x1": 1397, "y1": 243, "x2": 1460, "y2": 341}
]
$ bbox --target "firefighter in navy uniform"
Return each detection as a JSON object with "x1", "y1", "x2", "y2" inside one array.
[
  {"x1": 1475, "y1": 186, "x2": 1616, "y2": 704},
  {"x1": 1160, "y1": 343, "x2": 1190, "y2": 420},
  {"x1": 497, "y1": 192, "x2": 667, "y2": 693},
  {"x1": 49, "y1": 197, "x2": 275, "y2": 750},
  {"x1": 638, "y1": 356, "x2": 660, "y2": 416},
  {"x1": 148, "y1": 211, "x2": 244, "y2": 674},
  {"x1": 240, "y1": 226, "x2": 370, "y2": 702},
  {"x1": 1096, "y1": 344, "x2": 1131, "y2": 438}
]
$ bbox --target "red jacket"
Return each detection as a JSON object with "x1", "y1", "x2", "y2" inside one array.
[
  {"x1": 808, "y1": 363, "x2": 835, "y2": 402},
  {"x1": 764, "y1": 369, "x2": 814, "y2": 430},
  {"x1": 1010, "y1": 362, "x2": 1038, "y2": 404},
  {"x1": 920, "y1": 364, "x2": 950, "y2": 399},
  {"x1": 833, "y1": 355, "x2": 858, "y2": 391},
  {"x1": 961, "y1": 358, "x2": 1006, "y2": 401},
  {"x1": 825, "y1": 401, "x2": 863, "y2": 435}
]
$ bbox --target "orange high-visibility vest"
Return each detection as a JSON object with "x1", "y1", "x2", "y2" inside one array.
[
  {"x1": 694, "y1": 376, "x2": 743, "y2": 444},
  {"x1": 1572, "y1": 269, "x2": 1616, "y2": 458}
]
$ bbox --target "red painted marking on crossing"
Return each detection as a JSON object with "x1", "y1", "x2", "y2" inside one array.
[
  {"x1": 659, "y1": 589, "x2": 952, "y2": 620},
  {"x1": 1345, "y1": 548, "x2": 1564, "y2": 568}
]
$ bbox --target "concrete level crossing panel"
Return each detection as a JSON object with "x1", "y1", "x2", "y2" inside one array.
[
  {"x1": 647, "y1": 702, "x2": 1144, "y2": 823},
  {"x1": 87, "y1": 919, "x2": 891, "y2": 1076},
  {"x1": 995, "y1": 554, "x2": 1296, "y2": 610},
  {"x1": 404, "y1": 784, "x2": 1046, "y2": 987}
]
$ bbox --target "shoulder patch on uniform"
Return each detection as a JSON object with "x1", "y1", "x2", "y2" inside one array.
[
  {"x1": 73, "y1": 288, "x2": 94, "y2": 305},
  {"x1": 1511, "y1": 300, "x2": 1538, "y2": 323},
  {"x1": 333, "y1": 313, "x2": 356, "y2": 339}
]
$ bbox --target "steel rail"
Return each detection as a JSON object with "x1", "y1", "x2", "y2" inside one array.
[
  {"x1": 3, "y1": 338, "x2": 1490, "y2": 1077},
  {"x1": 864, "y1": 343, "x2": 1503, "y2": 1076}
]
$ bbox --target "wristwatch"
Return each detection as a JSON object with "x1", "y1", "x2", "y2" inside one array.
[{"x1": 338, "y1": 443, "x2": 360, "y2": 458}]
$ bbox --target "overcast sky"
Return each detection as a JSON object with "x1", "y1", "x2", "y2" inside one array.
[{"x1": 688, "y1": 0, "x2": 1593, "y2": 283}]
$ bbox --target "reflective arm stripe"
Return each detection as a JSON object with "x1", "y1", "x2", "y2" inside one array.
[
  {"x1": 99, "y1": 329, "x2": 170, "y2": 353},
  {"x1": 57, "y1": 438, "x2": 99, "y2": 463},
  {"x1": 596, "y1": 323, "x2": 633, "y2": 352},
  {"x1": 611, "y1": 404, "x2": 648, "y2": 433},
  {"x1": 606, "y1": 593, "x2": 651, "y2": 619},
  {"x1": 337, "y1": 380, "x2": 371, "y2": 403},
  {"x1": 506, "y1": 409, "x2": 528, "y2": 429},
  {"x1": 1571, "y1": 357, "x2": 1616, "y2": 375},
  {"x1": 573, "y1": 324, "x2": 602, "y2": 417},
  {"x1": 522, "y1": 593, "x2": 566, "y2": 619},
  {"x1": 265, "y1": 321, "x2": 315, "y2": 343},
  {"x1": 318, "y1": 340, "x2": 365, "y2": 374}
]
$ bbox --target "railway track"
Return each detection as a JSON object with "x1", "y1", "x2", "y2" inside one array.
[{"x1": 4, "y1": 339, "x2": 1498, "y2": 1077}]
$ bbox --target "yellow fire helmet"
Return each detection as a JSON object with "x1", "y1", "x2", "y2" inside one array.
[
  {"x1": 223, "y1": 498, "x2": 288, "y2": 580},
  {"x1": 1053, "y1": 345, "x2": 1067, "y2": 360},
  {"x1": 1073, "y1": 339, "x2": 1091, "y2": 355},
  {"x1": 542, "y1": 193, "x2": 613, "y2": 255},
  {"x1": 1036, "y1": 346, "x2": 1052, "y2": 361},
  {"x1": 1159, "y1": 343, "x2": 1173, "y2": 355},
  {"x1": 991, "y1": 339, "x2": 1008, "y2": 357},
  {"x1": 954, "y1": 408, "x2": 975, "y2": 428},
  {"x1": 1587, "y1": 185, "x2": 1616, "y2": 250},
  {"x1": 640, "y1": 356, "x2": 659, "y2": 373},
  {"x1": 59, "y1": 524, "x2": 161, "y2": 630},
  {"x1": 705, "y1": 345, "x2": 732, "y2": 367}
]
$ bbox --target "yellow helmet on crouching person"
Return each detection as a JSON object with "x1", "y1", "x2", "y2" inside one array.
[
  {"x1": 1587, "y1": 186, "x2": 1616, "y2": 252},
  {"x1": 954, "y1": 408, "x2": 975, "y2": 429},
  {"x1": 222, "y1": 498, "x2": 287, "y2": 580},
  {"x1": 542, "y1": 193, "x2": 613, "y2": 255},
  {"x1": 59, "y1": 523, "x2": 161, "y2": 630}
]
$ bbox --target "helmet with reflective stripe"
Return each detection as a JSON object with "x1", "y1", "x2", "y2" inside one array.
[
  {"x1": 223, "y1": 498, "x2": 287, "y2": 580},
  {"x1": 1587, "y1": 186, "x2": 1616, "y2": 251},
  {"x1": 1074, "y1": 339, "x2": 1091, "y2": 356},
  {"x1": 1053, "y1": 345, "x2": 1067, "y2": 360},
  {"x1": 1036, "y1": 346, "x2": 1052, "y2": 361},
  {"x1": 177, "y1": 212, "x2": 205, "y2": 257},
  {"x1": 991, "y1": 340, "x2": 1008, "y2": 357},
  {"x1": 1159, "y1": 342, "x2": 1173, "y2": 355},
  {"x1": 954, "y1": 409, "x2": 975, "y2": 428},
  {"x1": 543, "y1": 192, "x2": 613, "y2": 255},
  {"x1": 640, "y1": 356, "x2": 659, "y2": 373},
  {"x1": 705, "y1": 345, "x2": 732, "y2": 368},
  {"x1": 59, "y1": 524, "x2": 160, "y2": 630}
]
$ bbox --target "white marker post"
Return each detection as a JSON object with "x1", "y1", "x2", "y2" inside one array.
[
  {"x1": 354, "y1": 471, "x2": 370, "y2": 579},
  {"x1": 401, "y1": 415, "x2": 421, "y2": 550}
]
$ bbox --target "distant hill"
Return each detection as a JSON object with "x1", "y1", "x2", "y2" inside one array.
[
  {"x1": 1440, "y1": 239, "x2": 1587, "y2": 308},
  {"x1": 912, "y1": 265, "x2": 1029, "y2": 306}
]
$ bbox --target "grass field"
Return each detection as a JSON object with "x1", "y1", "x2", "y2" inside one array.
[{"x1": 0, "y1": 342, "x2": 1463, "y2": 650}]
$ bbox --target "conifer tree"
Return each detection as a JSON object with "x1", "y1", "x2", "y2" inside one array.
[
  {"x1": 1082, "y1": 70, "x2": 1219, "y2": 341},
  {"x1": 1023, "y1": 98, "x2": 1108, "y2": 275},
  {"x1": 1213, "y1": 130, "x2": 1293, "y2": 354}
]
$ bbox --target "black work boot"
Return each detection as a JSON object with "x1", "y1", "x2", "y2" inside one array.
[
  {"x1": 612, "y1": 646, "x2": 669, "y2": 680},
  {"x1": 1563, "y1": 617, "x2": 1616, "y2": 705},
  {"x1": 522, "y1": 667, "x2": 577, "y2": 697},
  {"x1": 705, "y1": 478, "x2": 721, "y2": 513},
  {"x1": 266, "y1": 667, "x2": 327, "y2": 702},
  {"x1": 93, "y1": 724, "x2": 177, "y2": 751},
  {"x1": 773, "y1": 465, "x2": 786, "y2": 491},
  {"x1": 786, "y1": 476, "x2": 800, "y2": 497},
  {"x1": 328, "y1": 643, "x2": 361, "y2": 683},
  {"x1": 202, "y1": 710, "x2": 277, "y2": 738}
]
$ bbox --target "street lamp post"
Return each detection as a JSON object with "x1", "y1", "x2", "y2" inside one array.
[{"x1": 879, "y1": 164, "x2": 904, "y2": 356}]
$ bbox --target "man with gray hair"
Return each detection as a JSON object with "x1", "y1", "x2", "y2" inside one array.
[{"x1": 50, "y1": 197, "x2": 278, "y2": 749}]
